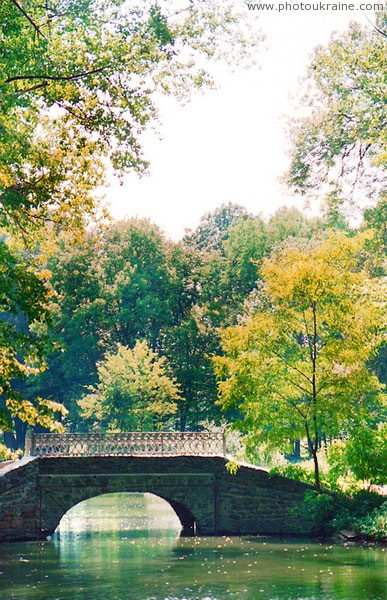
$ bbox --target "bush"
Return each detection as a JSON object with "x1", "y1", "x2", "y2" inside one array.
[
  {"x1": 354, "y1": 501, "x2": 387, "y2": 542},
  {"x1": 300, "y1": 490, "x2": 338, "y2": 535},
  {"x1": 288, "y1": 488, "x2": 385, "y2": 537},
  {"x1": 269, "y1": 460, "x2": 386, "y2": 540},
  {"x1": 270, "y1": 463, "x2": 315, "y2": 485}
]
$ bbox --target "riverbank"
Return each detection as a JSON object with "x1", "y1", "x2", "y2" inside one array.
[{"x1": 296, "y1": 488, "x2": 387, "y2": 544}]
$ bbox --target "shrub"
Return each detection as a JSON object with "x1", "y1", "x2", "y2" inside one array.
[
  {"x1": 270, "y1": 463, "x2": 315, "y2": 485},
  {"x1": 354, "y1": 501, "x2": 387, "y2": 542}
]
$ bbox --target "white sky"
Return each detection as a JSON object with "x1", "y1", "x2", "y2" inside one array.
[{"x1": 105, "y1": 6, "x2": 372, "y2": 240}]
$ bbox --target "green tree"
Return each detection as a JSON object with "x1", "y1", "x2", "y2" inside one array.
[
  {"x1": 219, "y1": 217, "x2": 268, "y2": 310},
  {"x1": 28, "y1": 230, "x2": 108, "y2": 419},
  {"x1": 29, "y1": 219, "x2": 198, "y2": 427},
  {"x1": 191, "y1": 206, "x2": 332, "y2": 329},
  {"x1": 328, "y1": 423, "x2": 387, "y2": 487},
  {"x1": 0, "y1": 238, "x2": 66, "y2": 452},
  {"x1": 183, "y1": 203, "x2": 251, "y2": 252},
  {"x1": 161, "y1": 307, "x2": 220, "y2": 431},
  {"x1": 266, "y1": 207, "x2": 327, "y2": 246},
  {"x1": 198, "y1": 216, "x2": 268, "y2": 326},
  {"x1": 288, "y1": 14, "x2": 387, "y2": 207},
  {"x1": 214, "y1": 233, "x2": 386, "y2": 491},
  {"x1": 362, "y1": 194, "x2": 387, "y2": 276},
  {"x1": 187, "y1": 210, "x2": 266, "y2": 328},
  {"x1": 101, "y1": 219, "x2": 183, "y2": 349},
  {"x1": 78, "y1": 341, "x2": 182, "y2": 431}
]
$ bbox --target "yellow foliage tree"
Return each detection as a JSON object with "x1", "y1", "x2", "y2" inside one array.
[
  {"x1": 214, "y1": 233, "x2": 386, "y2": 491},
  {"x1": 78, "y1": 341, "x2": 183, "y2": 431}
]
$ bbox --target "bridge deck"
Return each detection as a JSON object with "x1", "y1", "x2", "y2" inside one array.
[{"x1": 25, "y1": 431, "x2": 226, "y2": 458}]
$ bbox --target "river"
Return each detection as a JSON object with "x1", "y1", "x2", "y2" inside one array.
[{"x1": 0, "y1": 493, "x2": 385, "y2": 599}]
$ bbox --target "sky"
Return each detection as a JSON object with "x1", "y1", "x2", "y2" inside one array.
[{"x1": 105, "y1": 5, "x2": 372, "y2": 240}]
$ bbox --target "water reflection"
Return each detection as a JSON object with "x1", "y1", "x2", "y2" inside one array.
[{"x1": 0, "y1": 493, "x2": 386, "y2": 600}]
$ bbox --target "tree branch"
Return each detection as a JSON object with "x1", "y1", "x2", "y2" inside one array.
[
  {"x1": 5, "y1": 64, "x2": 111, "y2": 85},
  {"x1": 14, "y1": 81, "x2": 49, "y2": 95},
  {"x1": 276, "y1": 390, "x2": 307, "y2": 421},
  {"x1": 362, "y1": 11, "x2": 387, "y2": 38},
  {"x1": 302, "y1": 310, "x2": 314, "y2": 361},
  {"x1": 271, "y1": 348, "x2": 312, "y2": 388},
  {"x1": 54, "y1": 100, "x2": 95, "y2": 125},
  {"x1": 10, "y1": 0, "x2": 46, "y2": 38}
]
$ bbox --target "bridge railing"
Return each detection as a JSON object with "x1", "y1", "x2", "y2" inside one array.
[{"x1": 25, "y1": 431, "x2": 226, "y2": 458}]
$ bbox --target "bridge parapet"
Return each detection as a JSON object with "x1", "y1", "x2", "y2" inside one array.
[{"x1": 26, "y1": 431, "x2": 226, "y2": 458}]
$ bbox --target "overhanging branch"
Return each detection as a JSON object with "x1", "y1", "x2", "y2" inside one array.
[
  {"x1": 10, "y1": 0, "x2": 46, "y2": 38},
  {"x1": 5, "y1": 64, "x2": 111, "y2": 85}
]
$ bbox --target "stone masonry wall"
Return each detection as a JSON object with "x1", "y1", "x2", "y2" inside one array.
[
  {"x1": 0, "y1": 458, "x2": 40, "y2": 542},
  {"x1": 0, "y1": 456, "x2": 312, "y2": 542}
]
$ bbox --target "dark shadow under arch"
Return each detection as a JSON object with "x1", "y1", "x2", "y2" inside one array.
[{"x1": 157, "y1": 494, "x2": 197, "y2": 536}]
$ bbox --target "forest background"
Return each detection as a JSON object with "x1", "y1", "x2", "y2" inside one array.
[{"x1": 0, "y1": 1, "x2": 386, "y2": 534}]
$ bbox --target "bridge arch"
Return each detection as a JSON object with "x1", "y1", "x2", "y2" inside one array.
[
  {"x1": 42, "y1": 492, "x2": 200, "y2": 539},
  {"x1": 38, "y1": 459, "x2": 210, "y2": 539},
  {"x1": 55, "y1": 492, "x2": 194, "y2": 536}
]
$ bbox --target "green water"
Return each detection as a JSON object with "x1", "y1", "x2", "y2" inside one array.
[{"x1": 0, "y1": 493, "x2": 386, "y2": 600}]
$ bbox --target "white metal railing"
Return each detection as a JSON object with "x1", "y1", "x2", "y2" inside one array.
[{"x1": 25, "y1": 431, "x2": 226, "y2": 458}]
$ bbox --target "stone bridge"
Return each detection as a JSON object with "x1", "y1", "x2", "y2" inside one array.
[{"x1": 0, "y1": 432, "x2": 313, "y2": 542}]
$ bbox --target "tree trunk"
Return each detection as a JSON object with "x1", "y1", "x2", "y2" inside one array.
[
  {"x1": 305, "y1": 421, "x2": 321, "y2": 492},
  {"x1": 311, "y1": 301, "x2": 321, "y2": 492},
  {"x1": 311, "y1": 447, "x2": 321, "y2": 492},
  {"x1": 293, "y1": 439, "x2": 301, "y2": 459}
]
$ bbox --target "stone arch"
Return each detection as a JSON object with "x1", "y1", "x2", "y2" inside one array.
[
  {"x1": 39, "y1": 483, "x2": 203, "y2": 539},
  {"x1": 53, "y1": 491, "x2": 187, "y2": 536}
]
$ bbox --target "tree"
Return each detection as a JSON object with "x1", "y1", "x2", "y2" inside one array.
[
  {"x1": 199, "y1": 216, "x2": 268, "y2": 326},
  {"x1": 183, "y1": 203, "x2": 251, "y2": 252},
  {"x1": 219, "y1": 217, "x2": 268, "y2": 308},
  {"x1": 214, "y1": 233, "x2": 386, "y2": 491},
  {"x1": 100, "y1": 219, "x2": 184, "y2": 349},
  {"x1": 27, "y1": 229, "x2": 109, "y2": 421},
  {"x1": 1, "y1": 1, "x2": 258, "y2": 236},
  {"x1": 362, "y1": 194, "x2": 387, "y2": 276},
  {"x1": 29, "y1": 218, "x2": 200, "y2": 427},
  {"x1": 0, "y1": 238, "x2": 66, "y2": 452},
  {"x1": 288, "y1": 14, "x2": 387, "y2": 208},
  {"x1": 266, "y1": 206, "x2": 326, "y2": 246},
  {"x1": 328, "y1": 423, "x2": 387, "y2": 487},
  {"x1": 190, "y1": 206, "x2": 332, "y2": 328},
  {"x1": 161, "y1": 307, "x2": 220, "y2": 431},
  {"x1": 186, "y1": 209, "x2": 265, "y2": 327},
  {"x1": 78, "y1": 341, "x2": 182, "y2": 431}
]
